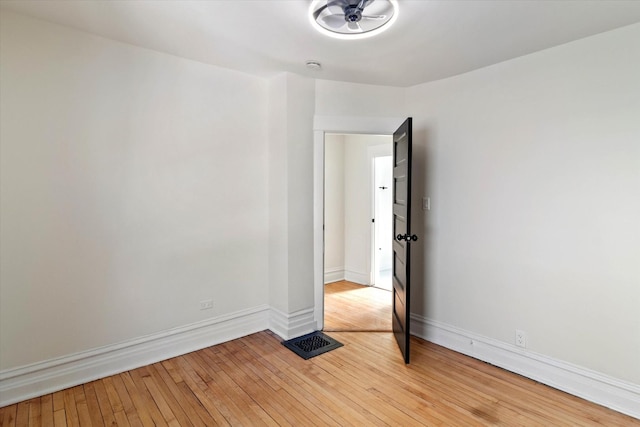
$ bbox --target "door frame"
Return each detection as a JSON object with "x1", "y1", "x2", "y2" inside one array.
[{"x1": 313, "y1": 115, "x2": 406, "y2": 329}]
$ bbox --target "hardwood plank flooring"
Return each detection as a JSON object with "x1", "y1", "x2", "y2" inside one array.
[
  {"x1": 1, "y1": 330, "x2": 637, "y2": 426},
  {"x1": 324, "y1": 280, "x2": 392, "y2": 331}
]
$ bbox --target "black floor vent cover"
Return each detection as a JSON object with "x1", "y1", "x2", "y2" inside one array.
[{"x1": 282, "y1": 331, "x2": 343, "y2": 360}]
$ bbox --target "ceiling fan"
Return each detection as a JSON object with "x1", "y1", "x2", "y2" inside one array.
[{"x1": 309, "y1": 0, "x2": 398, "y2": 39}]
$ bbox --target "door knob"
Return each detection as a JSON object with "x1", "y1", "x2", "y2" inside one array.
[{"x1": 396, "y1": 234, "x2": 418, "y2": 242}]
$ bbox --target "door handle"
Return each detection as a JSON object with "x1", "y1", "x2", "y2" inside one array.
[{"x1": 396, "y1": 234, "x2": 418, "y2": 242}]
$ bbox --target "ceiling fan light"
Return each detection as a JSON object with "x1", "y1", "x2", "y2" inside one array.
[{"x1": 309, "y1": 0, "x2": 399, "y2": 40}]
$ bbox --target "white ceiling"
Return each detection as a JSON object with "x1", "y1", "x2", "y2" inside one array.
[{"x1": 2, "y1": 0, "x2": 640, "y2": 87}]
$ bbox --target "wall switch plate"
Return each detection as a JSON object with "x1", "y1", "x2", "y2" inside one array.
[
  {"x1": 200, "y1": 299, "x2": 213, "y2": 310},
  {"x1": 515, "y1": 329, "x2": 526, "y2": 348},
  {"x1": 422, "y1": 197, "x2": 431, "y2": 211}
]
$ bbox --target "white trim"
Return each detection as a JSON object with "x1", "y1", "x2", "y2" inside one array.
[
  {"x1": 314, "y1": 115, "x2": 405, "y2": 134},
  {"x1": 344, "y1": 269, "x2": 370, "y2": 285},
  {"x1": 269, "y1": 307, "x2": 316, "y2": 341},
  {"x1": 411, "y1": 314, "x2": 640, "y2": 420},
  {"x1": 0, "y1": 306, "x2": 270, "y2": 407},
  {"x1": 324, "y1": 267, "x2": 345, "y2": 284}
]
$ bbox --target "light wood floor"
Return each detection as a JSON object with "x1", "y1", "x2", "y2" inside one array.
[
  {"x1": 324, "y1": 280, "x2": 392, "y2": 331},
  {"x1": 1, "y1": 330, "x2": 636, "y2": 426}
]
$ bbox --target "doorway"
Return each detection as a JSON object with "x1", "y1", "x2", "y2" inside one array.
[
  {"x1": 312, "y1": 116, "x2": 406, "y2": 331},
  {"x1": 323, "y1": 133, "x2": 392, "y2": 331}
]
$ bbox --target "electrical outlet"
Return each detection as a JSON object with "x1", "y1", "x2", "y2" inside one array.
[
  {"x1": 515, "y1": 329, "x2": 526, "y2": 348},
  {"x1": 199, "y1": 299, "x2": 213, "y2": 310}
]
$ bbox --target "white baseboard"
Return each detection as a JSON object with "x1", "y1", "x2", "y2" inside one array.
[
  {"x1": 8, "y1": 307, "x2": 635, "y2": 420},
  {"x1": 269, "y1": 307, "x2": 317, "y2": 341},
  {"x1": 411, "y1": 314, "x2": 640, "y2": 420},
  {"x1": 324, "y1": 267, "x2": 344, "y2": 284},
  {"x1": 0, "y1": 306, "x2": 270, "y2": 407},
  {"x1": 344, "y1": 270, "x2": 369, "y2": 285}
]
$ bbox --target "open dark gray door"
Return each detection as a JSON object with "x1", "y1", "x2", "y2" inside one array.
[{"x1": 392, "y1": 118, "x2": 414, "y2": 364}]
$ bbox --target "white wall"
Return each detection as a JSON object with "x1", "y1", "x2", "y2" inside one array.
[
  {"x1": 323, "y1": 134, "x2": 345, "y2": 280},
  {"x1": 315, "y1": 79, "x2": 407, "y2": 118},
  {"x1": 0, "y1": 11, "x2": 269, "y2": 370},
  {"x1": 285, "y1": 75, "x2": 316, "y2": 313},
  {"x1": 313, "y1": 79, "x2": 405, "y2": 286},
  {"x1": 268, "y1": 72, "x2": 316, "y2": 318},
  {"x1": 408, "y1": 23, "x2": 640, "y2": 385},
  {"x1": 267, "y1": 74, "x2": 289, "y2": 313},
  {"x1": 323, "y1": 134, "x2": 392, "y2": 285},
  {"x1": 343, "y1": 135, "x2": 392, "y2": 284}
]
